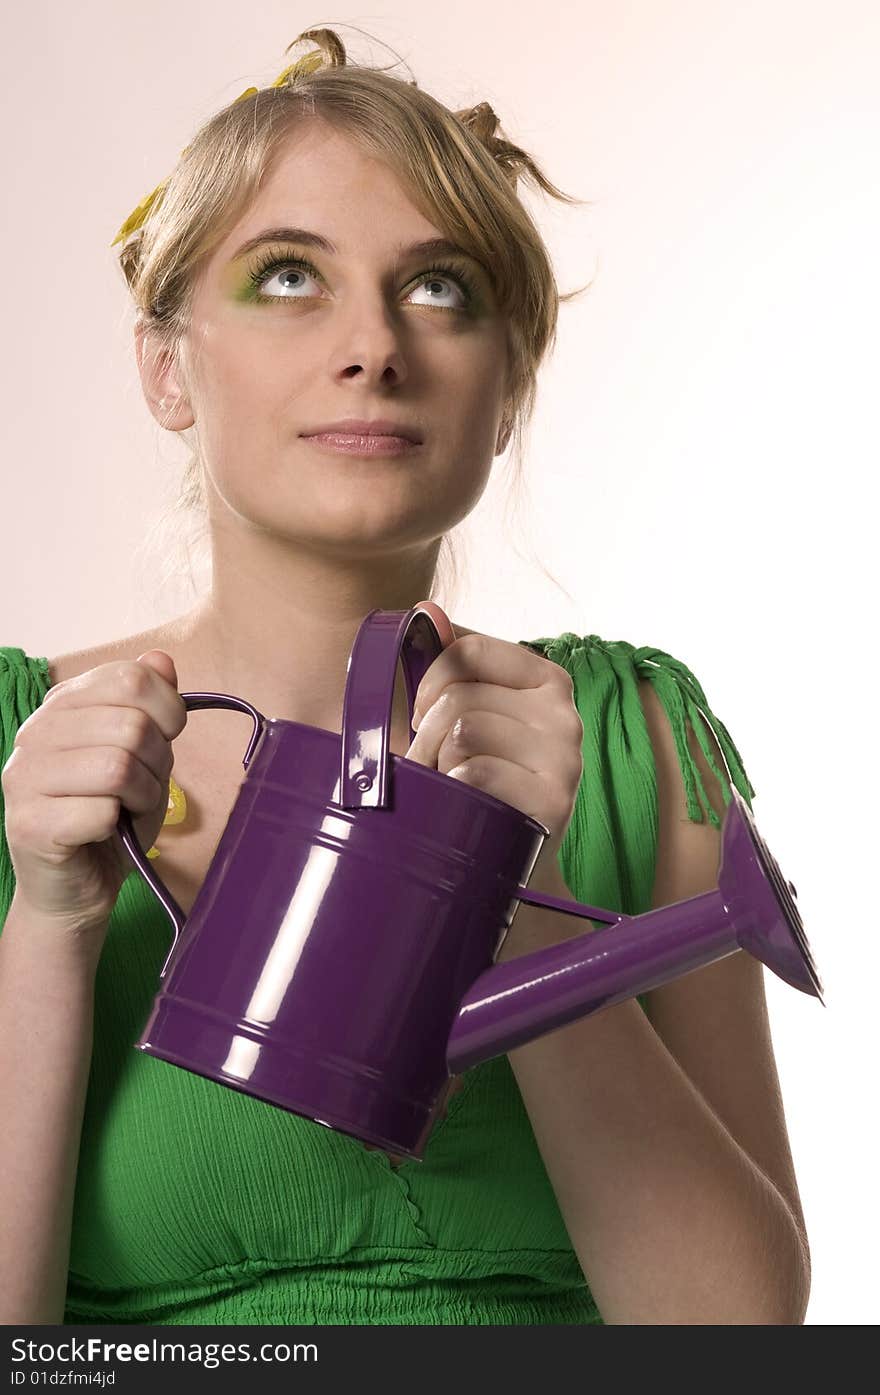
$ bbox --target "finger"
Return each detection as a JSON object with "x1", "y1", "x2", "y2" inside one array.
[
  {"x1": 409, "y1": 680, "x2": 580, "y2": 767},
  {"x1": 440, "y1": 753, "x2": 551, "y2": 826},
  {"x1": 23, "y1": 703, "x2": 174, "y2": 780},
  {"x1": 409, "y1": 708, "x2": 547, "y2": 779},
  {"x1": 28, "y1": 745, "x2": 166, "y2": 810},
  {"x1": 41, "y1": 660, "x2": 187, "y2": 743},
  {"x1": 412, "y1": 678, "x2": 536, "y2": 738},
  {"x1": 411, "y1": 633, "x2": 557, "y2": 727}
]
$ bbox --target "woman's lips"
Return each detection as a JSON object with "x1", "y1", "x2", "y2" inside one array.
[{"x1": 300, "y1": 432, "x2": 421, "y2": 456}]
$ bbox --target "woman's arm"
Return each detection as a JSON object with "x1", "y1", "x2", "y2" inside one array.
[
  {"x1": 0, "y1": 896, "x2": 100, "y2": 1324},
  {"x1": 500, "y1": 860, "x2": 810, "y2": 1324},
  {"x1": 497, "y1": 681, "x2": 811, "y2": 1325},
  {"x1": 638, "y1": 677, "x2": 811, "y2": 1257}
]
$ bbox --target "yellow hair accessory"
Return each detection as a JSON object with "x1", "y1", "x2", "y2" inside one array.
[
  {"x1": 110, "y1": 44, "x2": 326, "y2": 249},
  {"x1": 146, "y1": 774, "x2": 188, "y2": 860}
]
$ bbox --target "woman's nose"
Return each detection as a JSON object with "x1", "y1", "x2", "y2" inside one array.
[{"x1": 330, "y1": 324, "x2": 408, "y2": 386}]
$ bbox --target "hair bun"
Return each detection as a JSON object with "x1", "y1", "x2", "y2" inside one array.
[
  {"x1": 279, "y1": 28, "x2": 347, "y2": 79},
  {"x1": 456, "y1": 100, "x2": 526, "y2": 188},
  {"x1": 460, "y1": 101, "x2": 501, "y2": 142}
]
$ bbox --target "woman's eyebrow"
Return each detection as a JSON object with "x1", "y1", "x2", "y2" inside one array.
[{"x1": 231, "y1": 226, "x2": 485, "y2": 271}]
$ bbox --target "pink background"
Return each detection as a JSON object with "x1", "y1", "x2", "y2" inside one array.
[{"x1": 2, "y1": 3, "x2": 876, "y2": 1323}]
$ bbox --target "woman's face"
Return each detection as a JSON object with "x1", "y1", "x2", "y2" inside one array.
[{"x1": 155, "y1": 119, "x2": 511, "y2": 560}]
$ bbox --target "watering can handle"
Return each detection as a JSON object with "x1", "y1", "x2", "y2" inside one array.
[
  {"x1": 338, "y1": 600, "x2": 456, "y2": 810},
  {"x1": 116, "y1": 694, "x2": 265, "y2": 958}
]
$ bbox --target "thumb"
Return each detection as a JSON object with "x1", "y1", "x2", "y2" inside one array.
[{"x1": 135, "y1": 649, "x2": 179, "y2": 687}]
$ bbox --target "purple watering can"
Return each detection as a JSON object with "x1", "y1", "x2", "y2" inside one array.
[{"x1": 118, "y1": 602, "x2": 824, "y2": 1163}]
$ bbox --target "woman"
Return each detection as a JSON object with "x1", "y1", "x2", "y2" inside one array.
[{"x1": 0, "y1": 27, "x2": 810, "y2": 1325}]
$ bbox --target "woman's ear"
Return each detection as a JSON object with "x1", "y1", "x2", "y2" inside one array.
[{"x1": 134, "y1": 321, "x2": 195, "y2": 431}]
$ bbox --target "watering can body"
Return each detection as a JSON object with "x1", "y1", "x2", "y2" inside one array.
[{"x1": 119, "y1": 604, "x2": 823, "y2": 1163}]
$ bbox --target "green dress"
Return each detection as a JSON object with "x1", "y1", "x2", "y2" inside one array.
[{"x1": 0, "y1": 635, "x2": 755, "y2": 1325}]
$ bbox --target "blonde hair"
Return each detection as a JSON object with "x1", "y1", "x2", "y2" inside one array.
[{"x1": 118, "y1": 25, "x2": 594, "y2": 614}]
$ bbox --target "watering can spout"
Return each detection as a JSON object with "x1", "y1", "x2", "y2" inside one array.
[
  {"x1": 446, "y1": 782, "x2": 825, "y2": 1076},
  {"x1": 445, "y1": 888, "x2": 735, "y2": 1074}
]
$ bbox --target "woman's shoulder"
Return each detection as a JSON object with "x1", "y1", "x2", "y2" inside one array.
[{"x1": 0, "y1": 648, "x2": 53, "y2": 750}]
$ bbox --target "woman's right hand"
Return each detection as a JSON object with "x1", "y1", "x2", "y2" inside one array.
[{"x1": 1, "y1": 650, "x2": 187, "y2": 950}]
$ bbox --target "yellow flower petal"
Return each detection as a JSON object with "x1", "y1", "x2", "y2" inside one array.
[
  {"x1": 270, "y1": 49, "x2": 324, "y2": 86},
  {"x1": 110, "y1": 179, "x2": 169, "y2": 247},
  {"x1": 163, "y1": 774, "x2": 188, "y2": 826}
]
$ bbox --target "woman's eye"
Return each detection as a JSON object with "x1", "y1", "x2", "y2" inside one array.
[
  {"x1": 254, "y1": 264, "x2": 321, "y2": 301},
  {"x1": 407, "y1": 274, "x2": 469, "y2": 310},
  {"x1": 250, "y1": 258, "x2": 470, "y2": 310}
]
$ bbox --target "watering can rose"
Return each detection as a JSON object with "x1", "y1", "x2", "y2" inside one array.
[{"x1": 406, "y1": 631, "x2": 585, "y2": 867}]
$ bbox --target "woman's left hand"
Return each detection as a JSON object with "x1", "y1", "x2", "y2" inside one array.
[{"x1": 406, "y1": 631, "x2": 584, "y2": 870}]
